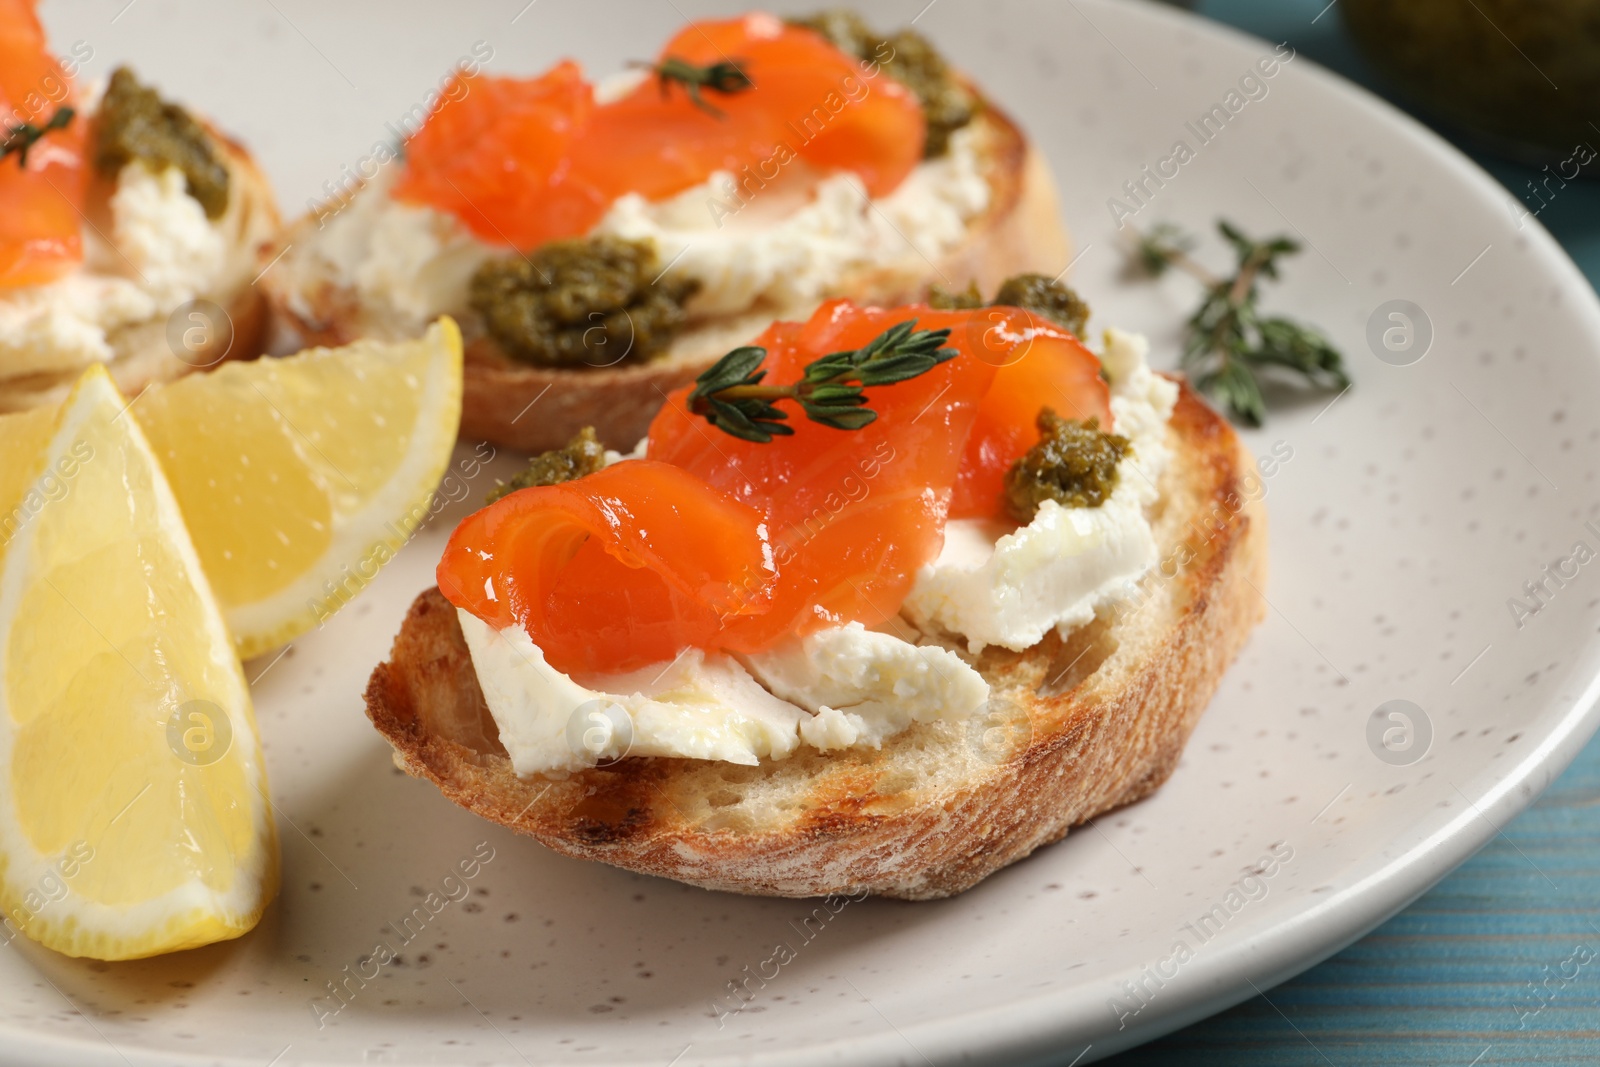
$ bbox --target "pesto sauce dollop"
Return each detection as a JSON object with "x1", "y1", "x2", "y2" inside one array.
[
  {"x1": 95, "y1": 66, "x2": 230, "y2": 219},
  {"x1": 930, "y1": 272, "x2": 1092, "y2": 339},
  {"x1": 1004, "y1": 410, "x2": 1128, "y2": 523},
  {"x1": 993, "y1": 273, "x2": 1091, "y2": 340},
  {"x1": 790, "y1": 9, "x2": 977, "y2": 159},
  {"x1": 926, "y1": 280, "x2": 984, "y2": 310},
  {"x1": 486, "y1": 426, "x2": 608, "y2": 504},
  {"x1": 470, "y1": 237, "x2": 698, "y2": 368}
]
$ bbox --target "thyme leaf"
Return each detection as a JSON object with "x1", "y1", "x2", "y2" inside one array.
[
  {"x1": 634, "y1": 56, "x2": 754, "y2": 119},
  {"x1": 1, "y1": 107, "x2": 74, "y2": 169},
  {"x1": 1128, "y1": 219, "x2": 1349, "y2": 427},
  {"x1": 690, "y1": 319, "x2": 956, "y2": 443}
]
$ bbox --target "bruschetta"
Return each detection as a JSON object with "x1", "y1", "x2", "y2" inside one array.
[
  {"x1": 362, "y1": 295, "x2": 1267, "y2": 899},
  {"x1": 0, "y1": 1, "x2": 279, "y2": 412}
]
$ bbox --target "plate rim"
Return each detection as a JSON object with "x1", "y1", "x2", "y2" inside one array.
[{"x1": 5, "y1": 1, "x2": 1600, "y2": 1064}]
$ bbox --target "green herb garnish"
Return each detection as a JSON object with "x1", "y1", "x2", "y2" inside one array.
[
  {"x1": 1, "y1": 107, "x2": 74, "y2": 169},
  {"x1": 1128, "y1": 220, "x2": 1349, "y2": 426},
  {"x1": 634, "y1": 56, "x2": 754, "y2": 119},
  {"x1": 690, "y1": 319, "x2": 956, "y2": 443}
]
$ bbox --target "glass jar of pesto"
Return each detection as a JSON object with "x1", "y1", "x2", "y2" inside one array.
[{"x1": 1342, "y1": 0, "x2": 1599, "y2": 175}]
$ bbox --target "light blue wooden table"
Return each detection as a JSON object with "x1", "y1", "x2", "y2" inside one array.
[{"x1": 1099, "y1": 1, "x2": 1600, "y2": 1062}]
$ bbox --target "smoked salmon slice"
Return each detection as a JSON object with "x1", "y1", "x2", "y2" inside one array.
[
  {"x1": 440, "y1": 301, "x2": 1115, "y2": 675},
  {"x1": 646, "y1": 301, "x2": 1000, "y2": 652},
  {"x1": 0, "y1": 0, "x2": 85, "y2": 289},
  {"x1": 438, "y1": 459, "x2": 777, "y2": 676},
  {"x1": 394, "y1": 14, "x2": 924, "y2": 251},
  {"x1": 393, "y1": 61, "x2": 608, "y2": 253}
]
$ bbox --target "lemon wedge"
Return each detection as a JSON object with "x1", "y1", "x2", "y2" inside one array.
[
  {"x1": 135, "y1": 318, "x2": 464, "y2": 659},
  {"x1": 0, "y1": 366, "x2": 276, "y2": 959}
]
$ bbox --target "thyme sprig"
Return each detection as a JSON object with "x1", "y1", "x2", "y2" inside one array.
[
  {"x1": 1129, "y1": 220, "x2": 1349, "y2": 426},
  {"x1": 691, "y1": 319, "x2": 956, "y2": 443},
  {"x1": 1, "y1": 107, "x2": 74, "y2": 169},
  {"x1": 634, "y1": 56, "x2": 754, "y2": 118}
]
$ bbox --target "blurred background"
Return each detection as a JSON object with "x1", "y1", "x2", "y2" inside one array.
[{"x1": 1101, "y1": 1, "x2": 1600, "y2": 1063}]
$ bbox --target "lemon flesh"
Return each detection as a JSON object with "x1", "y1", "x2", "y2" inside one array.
[
  {"x1": 136, "y1": 318, "x2": 464, "y2": 659},
  {"x1": 0, "y1": 367, "x2": 276, "y2": 960}
]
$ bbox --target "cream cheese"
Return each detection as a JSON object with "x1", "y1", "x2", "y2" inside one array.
[
  {"x1": 459, "y1": 608, "x2": 986, "y2": 775},
  {"x1": 0, "y1": 161, "x2": 227, "y2": 379},
  {"x1": 290, "y1": 167, "x2": 492, "y2": 341},
  {"x1": 740, "y1": 622, "x2": 990, "y2": 751},
  {"x1": 901, "y1": 329, "x2": 1178, "y2": 651},
  {"x1": 592, "y1": 124, "x2": 991, "y2": 317},
  {"x1": 292, "y1": 122, "x2": 991, "y2": 335},
  {"x1": 458, "y1": 609, "x2": 805, "y2": 773}
]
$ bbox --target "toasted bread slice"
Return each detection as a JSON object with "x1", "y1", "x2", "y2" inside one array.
[
  {"x1": 362, "y1": 379, "x2": 1267, "y2": 900},
  {"x1": 0, "y1": 121, "x2": 280, "y2": 413},
  {"x1": 265, "y1": 95, "x2": 1070, "y2": 453}
]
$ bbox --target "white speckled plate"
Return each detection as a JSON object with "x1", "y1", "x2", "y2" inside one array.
[{"x1": 10, "y1": 0, "x2": 1600, "y2": 1064}]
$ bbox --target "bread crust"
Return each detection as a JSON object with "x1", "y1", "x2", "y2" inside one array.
[
  {"x1": 264, "y1": 97, "x2": 1071, "y2": 453},
  {"x1": 0, "y1": 122, "x2": 280, "y2": 413},
  {"x1": 362, "y1": 379, "x2": 1267, "y2": 900}
]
